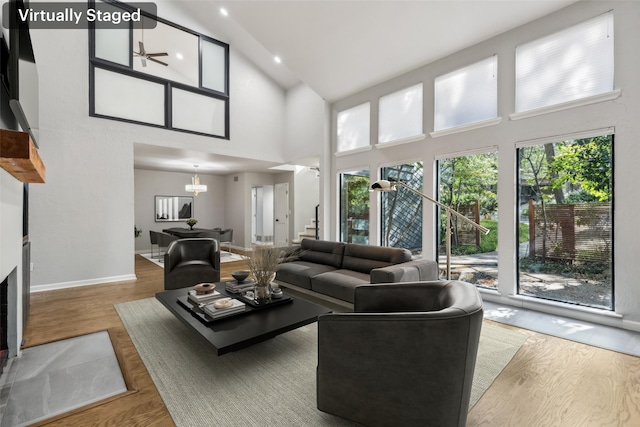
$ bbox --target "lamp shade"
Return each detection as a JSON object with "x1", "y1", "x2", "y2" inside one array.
[
  {"x1": 185, "y1": 184, "x2": 207, "y2": 192},
  {"x1": 371, "y1": 180, "x2": 396, "y2": 191},
  {"x1": 186, "y1": 165, "x2": 207, "y2": 196}
]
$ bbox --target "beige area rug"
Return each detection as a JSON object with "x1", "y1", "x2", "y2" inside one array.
[
  {"x1": 140, "y1": 251, "x2": 245, "y2": 268},
  {"x1": 115, "y1": 298, "x2": 528, "y2": 427}
]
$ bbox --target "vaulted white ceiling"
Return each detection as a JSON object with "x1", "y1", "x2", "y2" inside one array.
[
  {"x1": 137, "y1": 0, "x2": 578, "y2": 174},
  {"x1": 217, "y1": 0, "x2": 577, "y2": 102}
]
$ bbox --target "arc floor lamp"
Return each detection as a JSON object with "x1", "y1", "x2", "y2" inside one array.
[{"x1": 371, "y1": 179, "x2": 490, "y2": 280}]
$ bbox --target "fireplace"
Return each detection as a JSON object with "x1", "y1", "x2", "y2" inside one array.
[
  {"x1": 1, "y1": 274, "x2": 8, "y2": 373},
  {"x1": 0, "y1": 264, "x2": 23, "y2": 375}
]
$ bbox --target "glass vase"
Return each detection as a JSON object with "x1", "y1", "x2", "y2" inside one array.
[
  {"x1": 254, "y1": 283, "x2": 272, "y2": 304},
  {"x1": 253, "y1": 272, "x2": 276, "y2": 304}
]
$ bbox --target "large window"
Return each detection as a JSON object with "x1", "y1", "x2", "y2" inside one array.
[
  {"x1": 515, "y1": 12, "x2": 614, "y2": 113},
  {"x1": 380, "y1": 162, "x2": 423, "y2": 253},
  {"x1": 339, "y1": 169, "x2": 370, "y2": 244},
  {"x1": 336, "y1": 103, "x2": 370, "y2": 153},
  {"x1": 437, "y1": 151, "x2": 498, "y2": 287},
  {"x1": 378, "y1": 84, "x2": 423, "y2": 144},
  {"x1": 517, "y1": 132, "x2": 613, "y2": 309},
  {"x1": 434, "y1": 56, "x2": 498, "y2": 132},
  {"x1": 89, "y1": 0, "x2": 229, "y2": 139}
]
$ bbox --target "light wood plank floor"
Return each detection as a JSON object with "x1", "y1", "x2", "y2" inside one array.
[{"x1": 21, "y1": 255, "x2": 640, "y2": 426}]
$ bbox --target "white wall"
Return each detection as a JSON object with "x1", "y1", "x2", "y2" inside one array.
[
  {"x1": 328, "y1": 1, "x2": 640, "y2": 330},
  {"x1": 134, "y1": 169, "x2": 227, "y2": 252},
  {"x1": 293, "y1": 168, "x2": 320, "y2": 238},
  {"x1": 283, "y1": 84, "x2": 325, "y2": 240},
  {"x1": 224, "y1": 173, "x2": 245, "y2": 249},
  {"x1": 284, "y1": 83, "x2": 326, "y2": 163},
  {"x1": 27, "y1": 7, "x2": 288, "y2": 290}
]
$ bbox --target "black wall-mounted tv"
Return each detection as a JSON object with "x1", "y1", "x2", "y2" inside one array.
[
  {"x1": 0, "y1": 33, "x2": 10, "y2": 95},
  {"x1": 7, "y1": 0, "x2": 39, "y2": 148}
]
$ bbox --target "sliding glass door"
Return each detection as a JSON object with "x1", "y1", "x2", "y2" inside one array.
[
  {"x1": 517, "y1": 133, "x2": 613, "y2": 309},
  {"x1": 339, "y1": 169, "x2": 370, "y2": 244},
  {"x1": 380, "y1": 162, "x2": 423, "y2": 254},
  {"x1": 437, "y1": 151, "x2": 498, "y2": 287}
]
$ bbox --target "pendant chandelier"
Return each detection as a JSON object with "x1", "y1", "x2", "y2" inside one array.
[{"x1": 185, "y1": 165, "x2": 207, "y2": 196}]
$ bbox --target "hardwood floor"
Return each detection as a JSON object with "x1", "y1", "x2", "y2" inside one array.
[
  {"x1": 22, "y1": 256, "x2": 248, "y2": 427},
  {"x1": 21, "y1": 255, "x2": 640, "y2": 426}
]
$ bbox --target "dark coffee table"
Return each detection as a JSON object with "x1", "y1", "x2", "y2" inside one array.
[{"x1": 156, "y1": 286, "x2": 331, "y2": 355}]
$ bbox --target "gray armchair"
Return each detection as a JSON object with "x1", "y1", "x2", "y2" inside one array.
[
  {"x1": 317, "y1": 280, "x2": 483, "y2": 427},
  {"x1": 164, "y1": 238, "x2": 221, "y2": 290}
]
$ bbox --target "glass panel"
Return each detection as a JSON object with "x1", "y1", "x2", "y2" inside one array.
[
  {"x1": 380, "y1": 163, "x2": 423, "y2": 254},
  {"x1": 133, "y1": 20, "x2": 199, "y2": 87},
  {"x1": 378, "y1": 83, "x2": 423, "y2": 143},
  {"x1": 94, "y1": 1, "x2": 130, "y2": 66},
  {"x1": 434, "y1": 56, "x2": 497, "y2": 131},
  {"x1": 516, "y1": 12, "x2": 614, "y2": 112},
  {"x1": 172, "y1": 88, "x2": 226, "y2": 136},
  {"x1": 202, "y1": 39, "x2": 226, "y2": 93},
  {"x1": 438, "y1": 151, "x2": 498, "y2": 287},
  {"x1": 339, "y1": 170, "x2": 370, "y2": 244},
  {"x1": 517, "y1": 135, "x2": 613, "y2": 309},
  {"x1": 93, "y1": 68, "x2": 165, "y2": 125},
  {"x1": 337, "y1": 103, "x2": 370, "y2": 152}
]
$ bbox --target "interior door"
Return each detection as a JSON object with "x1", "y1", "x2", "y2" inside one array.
[{"x1": 274, "y1": 183, "x2": 289, "y2": 247}]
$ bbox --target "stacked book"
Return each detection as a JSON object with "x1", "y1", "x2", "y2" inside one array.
[
  {"x1": 187, "y1": 290, "x2": 222, "y2": 304},
  {"x1": 225, "y1": 280, "x2": 255, "y2": 294},
  {"x1": 202, "y1": 298, "x2": 246, "y2": 319}
]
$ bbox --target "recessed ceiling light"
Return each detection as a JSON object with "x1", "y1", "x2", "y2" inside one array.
[
  {"x1": 220, "y1": 8, "x2": 228, "y2": 17},
  {"x1": 274, "y1": 56, "x2": 282, "y2": 64},
  {"x1": 176, "y1": 53, "x2": 184, "y2": 60}
]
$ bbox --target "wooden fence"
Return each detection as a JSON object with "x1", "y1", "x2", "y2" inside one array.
[
  {"x1": 528, "y1": 199, "x2": 612, "y2": 263},
  {"x1": 452, "y1": 200, "x2": 482, "y2": 247}
]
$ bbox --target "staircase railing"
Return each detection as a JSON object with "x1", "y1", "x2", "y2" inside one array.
[{"x1": 315, "y1": 204, "x2": 320, "y2": 240}]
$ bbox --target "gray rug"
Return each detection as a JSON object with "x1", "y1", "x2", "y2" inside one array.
[{"x1": 115, "y1": 298, "x2": 528, "y2": 427}]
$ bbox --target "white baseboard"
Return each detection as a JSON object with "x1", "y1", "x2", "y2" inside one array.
[{"x1": 30, "y1": 274, "x2": 137, "y2": 293}]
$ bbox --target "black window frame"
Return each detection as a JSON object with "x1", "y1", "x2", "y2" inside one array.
[{"x1": 88, "y1": 0, "x2": 230, "y2": 139}]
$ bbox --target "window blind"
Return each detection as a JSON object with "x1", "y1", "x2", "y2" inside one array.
[
  {"x1": 378, "y1": 83, "x2": 423, "y2": 143},
  {"x1": 515, "y1": 12, "x2": 614, "y2": 113},
  {"x1": 434, "y1": 55, "x2": 498, "y2": 132},
  {"x1": 337, "y1": 102, "x2": 370, "y2": 152}
]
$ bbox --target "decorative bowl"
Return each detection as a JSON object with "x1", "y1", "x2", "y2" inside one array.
[
  {"x1": 231, "y1": 271, "x2": 250, "y2": 283},
  {"x1": 193, "y1": 283, "x2": 216, "y2": 295}
]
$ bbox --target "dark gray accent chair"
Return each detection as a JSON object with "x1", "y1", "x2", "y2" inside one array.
[
  {"x1": 164, "y1": 238, "x2": 221, "y2": 290},
  {"x1": 317, "y1": 280, "x2": 483, "y2": 427},
  {"x1": 149, "y1": 230, "x2": 159, "y2": 258},
  {"x1": 198, "y1": 229, "x2": 222, "y2": 241},
  {"x1": 219, "y1": 228, "x2": 233, "y2": 248}
]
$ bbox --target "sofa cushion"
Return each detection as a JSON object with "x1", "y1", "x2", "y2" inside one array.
[
  {"x1": 342, "y1": 244, "x2": 412, "y2": 274},
  {"x1": 276, "y1": 261, "x2": 338, "y2": 290},
  {"x1": 298, "y1": 239, "x2": 345, "y2": 268},
  {"x1": 311, "y1": 270, "x2": 371, "y2": 303}
]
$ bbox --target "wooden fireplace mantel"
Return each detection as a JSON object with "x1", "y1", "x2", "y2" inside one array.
[{"x1": 0, "y1": 129, "x2": 46, "y2": 183}]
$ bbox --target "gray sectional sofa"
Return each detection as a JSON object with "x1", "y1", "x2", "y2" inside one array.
[{"x1": 275, "y1": 239, "x2": 438, "y2": 304}]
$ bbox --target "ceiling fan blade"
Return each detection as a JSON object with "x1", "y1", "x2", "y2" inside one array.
[
  {"x1": 148, "y1": 57, "x2": 169, "y2": 66},
  {"x1": 138, "y1": 41, "x2": 146, "y2": 55},
  {"x1": 147, "y1": 52, "x2": 168, "y2": 57},
  {"x1": 140, "y1": 57, "x2": 147, "y2": 67}
]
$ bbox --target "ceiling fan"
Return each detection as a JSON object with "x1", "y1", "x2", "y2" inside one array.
[{"x1": 134, "y1": 41, "x2": 169, "y2": 67}]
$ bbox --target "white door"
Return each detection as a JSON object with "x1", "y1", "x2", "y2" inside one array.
[{"x1": 274, "y1": 183, "x2": 289, "y2": 247}]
